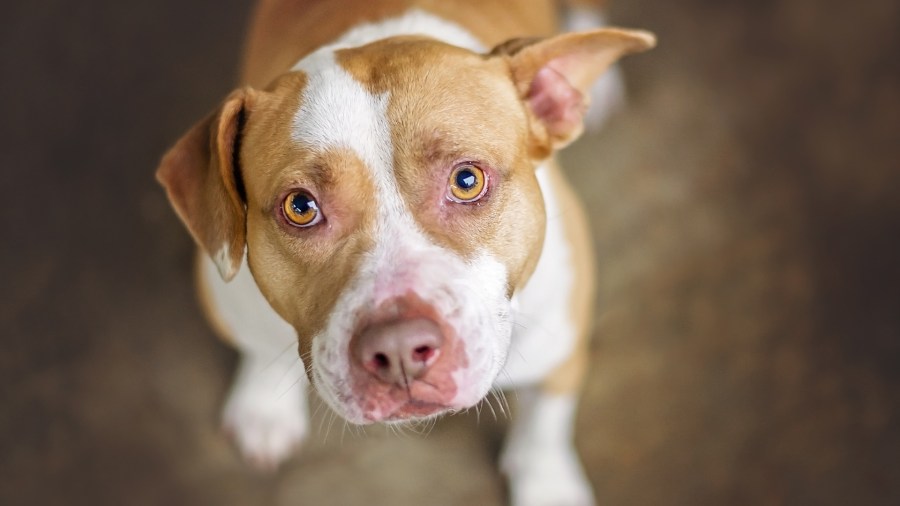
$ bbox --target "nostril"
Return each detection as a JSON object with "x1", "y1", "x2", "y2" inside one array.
[
  {"x1": 352, "y1": 317, "x2": 444, "y2": 383},
  {"x1": 412, "y1": 345, "x2": 436, "y2": 363},
  {"x1": 373, "y1": 352, "x2": 390, "y2": 370}
]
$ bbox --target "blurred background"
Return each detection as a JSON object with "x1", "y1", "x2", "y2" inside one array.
[{"x1": 2, "y1": 0, "x2": 898, "y2": 504}]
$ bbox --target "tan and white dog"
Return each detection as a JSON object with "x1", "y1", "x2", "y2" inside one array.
[{"x1": 156, "y1": 0, "x2": 654, "y2": 504}]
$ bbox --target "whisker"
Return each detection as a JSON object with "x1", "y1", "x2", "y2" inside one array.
[
  {"x1": 484, "y1": 396, "x2": 498, "y2": 422},
  {"x1": 261, "y1": 341, "x2": 297, "y2": 372},
  {"x1": 513, "y1": 312, "x2": 563, "y2": 342},
  {"x1": 496, "y1": 388, "x2": 512, "y2": 418},
  {"x1": 490, "y1": 389, "x2": 508, "y2": 419},
  {"x1": 277, "y1": 370, "x2": 307, "y2": 399},
  {"x1": 424, "y1": 418, "x2": 437, "y2": 437},
  {"x1": 323, "y1": 410, "x2": 337, "y2": 444},
  {"x1": 317, "y1": 409, "x2": 326, "y2": 437}
]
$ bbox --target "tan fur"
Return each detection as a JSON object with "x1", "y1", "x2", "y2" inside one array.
[
  {"x1": 336, "y1": 38, "x2": 547, "y2": 293},
  {"x1": 236, "y1": 74, "x2": 380, "y2": 354},
  {"x1": 561, "y1": 0, "x2": 609, "y2": 8},
  {"x1": 156, "y1": 90, "x2": 253, "y2": 280},
  {"x1": 241, "y1": 0, "x2": 561, "y2": 88},
  {"x1": 539, "y1": 161, "x2": 596, "y2": 394},
  {"x1": 168, "y1": 71, "x2": 380, "y2": 354},
  {"x1": 330, "y1": 33, "x2": 643, "y2": 394},
  {"x1": 245, "y1": 147, "x2": 379, "y2": 359},
  {"x1": 499, "y1": 28, "x2": 655, "y2": 154},
  {"x1": 506, "y1": 29, "x2": 655, "y2": 96}
]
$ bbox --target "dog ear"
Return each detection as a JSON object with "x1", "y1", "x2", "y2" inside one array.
[
  {"x1": 491, "y1": 28, "x2": 655, "y2": 155},
  {"x1": 156, "y1": 89, "x2": 256, "y2": 281}
]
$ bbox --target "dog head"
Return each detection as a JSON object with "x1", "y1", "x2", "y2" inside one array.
[{"x1": 157, "y1": 28, "x2": 654, "y2": 424}]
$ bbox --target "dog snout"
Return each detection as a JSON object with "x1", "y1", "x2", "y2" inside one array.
[{"x1": 351, "y1": 318, "x2": 443, "y2": 386}]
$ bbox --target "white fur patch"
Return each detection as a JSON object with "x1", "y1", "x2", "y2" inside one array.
[
  {"x1": 200, "y1": 255, "x2": 309, "y2": 467},
  {"x1": 201, "y1": 254, "x2": 298, "y2": 355},
  {"x1": 222, "y1": 349, "x2": 309, "y2": 470},
  {"x1": 212, "y1": 244, "x2": 235, "y2": 280},
  {"x1": 502, "y1": 391, "x2": 595, "y2": 506},
  {"x1": 311, "y1": 242, "x2": 512, "y2": 423},
  {"x1": 292, "y1": 55, "x2": 391, "y2": 174},
  {"x1": 495, "y1": 164, "x2": 578, "y2": 389}
]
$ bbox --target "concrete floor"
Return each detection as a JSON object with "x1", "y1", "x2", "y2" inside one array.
[{"x1": 2, "y1": 0, "x2": 898, "y2": 505}]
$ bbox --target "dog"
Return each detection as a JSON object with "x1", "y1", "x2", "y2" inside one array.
[{"x1": 156, "y1": 0, "x2": 654, "y2": 503}]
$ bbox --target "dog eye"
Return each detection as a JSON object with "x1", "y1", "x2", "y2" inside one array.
[
  {"x1": 448, "y1": 164, "x2": 487, "y2": 203},
  {"x1": 282, "y1": 191, "x2": 322, "y2": 227}
]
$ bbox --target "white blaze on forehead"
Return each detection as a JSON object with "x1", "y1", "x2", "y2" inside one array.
[
  {"x1": 292, "y1": 47, "x2": 411, "y2": 232},
  {"x1": 290, "y1": 8, "x2": 486, "y2": 215},
  {"x1": 289, "y1": 6, "x2": 485, "y2": 173},
  {"x1": 292, "y1": 51, "x2": 392, "y2": 179}
]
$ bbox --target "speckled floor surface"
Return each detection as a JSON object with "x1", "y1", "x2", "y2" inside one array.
[{"x1": 2, "y1": 1, "x2": 898, "y2": 504}]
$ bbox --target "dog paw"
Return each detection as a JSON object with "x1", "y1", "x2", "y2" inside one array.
[
  {"x1": 504, "y1": 448, "x2": 596, "y2": 506},
  {"x1": 223, "y1": 390, "x2": 308, "y2": 471},
  {"x1": 221, "y1": 358, "x2": 309, "y2": 471}
]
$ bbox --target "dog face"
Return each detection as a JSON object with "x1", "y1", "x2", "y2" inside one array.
[
  {"x1": 244, "y1": 39, "x2": 545, "y2": 423},
  {"x1": 158, "y1": 29, "x2": 654, "y2": 424}
]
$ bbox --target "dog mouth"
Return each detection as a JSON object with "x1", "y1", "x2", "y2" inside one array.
[{"x1": 310, "y1": 258, "x2": 512, "y2": 425}]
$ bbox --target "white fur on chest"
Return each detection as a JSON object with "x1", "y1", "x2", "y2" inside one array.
[{"x1": 494, "y1": 165, "x2": 578, "y2": 389}]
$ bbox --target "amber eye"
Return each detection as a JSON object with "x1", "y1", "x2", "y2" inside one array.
[
  {"x1": 448, "y1": 164, "x2": 487, "y2": 203},
  {"x1": 282, "y1": 191, "x2": 321, "y2": 227}
]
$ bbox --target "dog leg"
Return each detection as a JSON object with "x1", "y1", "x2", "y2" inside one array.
[
  {"x1": 197, "y1": 255, "x2": 309, "y2": 470},
  {"x1": 222, "y1": 348, "x2": 309, "y2": 471},
  {"x1": 502, "y1": 388, "x2": 594, "y2": 506}
]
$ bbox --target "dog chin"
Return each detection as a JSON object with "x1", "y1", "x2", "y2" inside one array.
[{"x1": 378, "y1": 401, "x2": 456, "y2": 423}]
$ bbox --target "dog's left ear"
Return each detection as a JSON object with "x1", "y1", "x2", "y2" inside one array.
[
  {"x1": 156, "y1": 89, "x2": 256, "y2": 281},
  {"x1": 491, "y1": 28, "x2": 656, "y2": 156}
]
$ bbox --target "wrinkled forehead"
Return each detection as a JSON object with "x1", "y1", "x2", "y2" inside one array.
[{"x1": 288, "y1": 37, "x2": 527, "y2": 170}]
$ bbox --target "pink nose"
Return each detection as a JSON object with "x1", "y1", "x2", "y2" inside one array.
[{"x1": 352, "y1": 318, "x2": 443, "y2": 386}]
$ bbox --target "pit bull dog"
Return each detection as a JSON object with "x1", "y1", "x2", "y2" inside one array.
[{"x1": 156, "y1": 0, "x2": 654, "y2": 503}]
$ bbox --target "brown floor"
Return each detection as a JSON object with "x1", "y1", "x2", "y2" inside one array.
[{"x1": 2, "y1": 1, "x2": 898, "y2": 505}]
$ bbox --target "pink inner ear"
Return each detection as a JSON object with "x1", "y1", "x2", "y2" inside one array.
[{"x1": 526, "y1": 66, "x2": 585, "y2": 140}]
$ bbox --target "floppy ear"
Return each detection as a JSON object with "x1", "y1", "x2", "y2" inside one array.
[
  {"x1": 491, "y1": 28, "x2": 656, "y2": 156},
  {"x1": 156, "y1": 89, "x2": 255, "y2": 281}
]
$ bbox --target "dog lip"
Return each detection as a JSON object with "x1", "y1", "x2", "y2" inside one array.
[
  {"x1": 383, "y1": 399, "x2": 452, "y2": 421},
  {"x1": 358, "y1": 398, "x2": 454, "y2": 423}
]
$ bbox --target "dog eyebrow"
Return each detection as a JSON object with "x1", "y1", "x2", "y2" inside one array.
[
  {"x1": 298, "y1": 161, "x2": 334, "y2": 188},
  {"x1": 414, "y1": 134, "x2": 503, "y2": 169},
  {"x1": 261, "y1": 146, "x2": 376, "y2": 211},
  {"x1": 258, "y1": 161, "x2": 331, "y2": 212}
]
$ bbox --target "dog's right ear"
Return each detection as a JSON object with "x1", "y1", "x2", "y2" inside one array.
[
  {"x1": 156, "y1": 89, "x2": 256, "y2": 281},
  {"x1": 491, "y1": 28, "x2": 655, "y2": 156}
]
